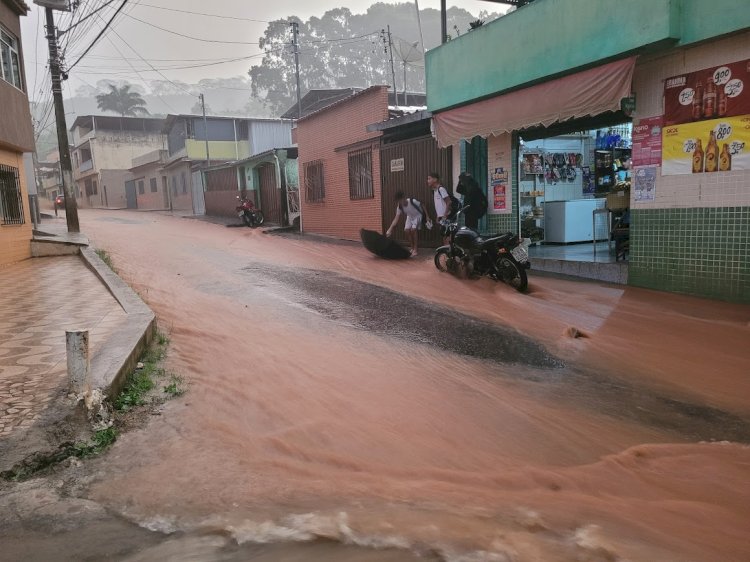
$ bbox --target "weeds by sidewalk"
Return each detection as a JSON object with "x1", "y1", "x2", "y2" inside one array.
[
  {"x1": 1, "y1": 329, "x2": 186, "y2": 482},
  {"x1": 95, "y1": 249, "x2": 116, "y2": 272}
]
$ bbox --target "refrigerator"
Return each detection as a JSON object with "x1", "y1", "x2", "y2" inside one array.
[{"x1": 544, "y1": 199, "x2": 607, "y2": 243}]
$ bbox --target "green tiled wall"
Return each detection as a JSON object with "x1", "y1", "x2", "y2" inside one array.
[
  {"x1": 485, "y1": 134, "x2": 519, "y2": 235},
  {"x1": 630, "y1": 207, "x2": 750, "y2": 303}
]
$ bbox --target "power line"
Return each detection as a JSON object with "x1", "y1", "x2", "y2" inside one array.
[
  {"x1": 68, "y1": 0, "x2": 130, "y2": 71},
  {"x1": 134, "y1": 3, "x2": 282, "y2": 24},
  {"x1": 122, "y1": 13, "x2": 261, "y2": 45}
]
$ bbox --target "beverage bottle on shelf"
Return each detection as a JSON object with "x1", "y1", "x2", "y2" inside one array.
[
  {"x1": 705, "y1": 131, "x2": 719, "y2": 173},
  {"x1": 692, "y1": 139, "x2": 704, "y2": 174},
  {"x1": 692, "y1": 80, "x2": 704, "y2": 120},
  {"x1": 719, "y1": 143, "x2": 732, "y2": 171},
  {"x1": 703, "y1": 77, "x2": 717, "y2": 119}
]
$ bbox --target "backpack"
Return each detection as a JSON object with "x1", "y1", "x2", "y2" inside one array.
[
  {"x1": 474, "y1": 188, "x2": 488, "y2": 218},
  {"x1": 447, "y1": 193, "x2": 462, "y2": 220},
  {"x1": 409, "y1": 198, "x2": 427, "y2": 224}
]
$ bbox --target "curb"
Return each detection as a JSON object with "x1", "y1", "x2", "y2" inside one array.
[{"x1": 79, "y1": 247, "x2": 156, "y2": 399}]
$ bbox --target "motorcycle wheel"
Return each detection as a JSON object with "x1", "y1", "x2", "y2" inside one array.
[
  {"x1": 242, "y1": 212, "x2": 253, "y2": 227},
  {"x1": 253, "y1": 210, "x2": 265, "y2": 226},
  {"x1": 497, "y1": 257, "x2": 528, "y2": 292},
  {"x1": 434, "y1": 248, "x2": 457, "y2": 273}
]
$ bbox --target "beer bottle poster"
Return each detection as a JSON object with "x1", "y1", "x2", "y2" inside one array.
[{"x1": 662, "y1": 59, "x2": 750, "y2": 175}]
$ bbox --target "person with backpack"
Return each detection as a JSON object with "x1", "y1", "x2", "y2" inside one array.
[
  {"x1": 428, "y1": 171, "x2": 461, "y2": 243},
  {"x1": 386, "y1": 191, "x2": 432, "y2": 257},
  {"x1": 456, "y1": 172, "x2": 487, "y2": 230}
]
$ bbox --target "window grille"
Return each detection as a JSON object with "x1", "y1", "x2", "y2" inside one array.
[
  {"x1": 0, "y1": 164, "x2": 24, "y2": 225},
  {"x1": 304, "y1": 160, "x2": 325, "y2": 202},
  {"x1": 150, "y1": 178, "x2": 158, "y2": 192},
  {"x1": 348, "y1": 147, "x2": 373, "y2": 200}
]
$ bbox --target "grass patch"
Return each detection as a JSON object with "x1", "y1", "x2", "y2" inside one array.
[
  {"x1": 114, "y1": 331, "x2": 169, "y2": 411},
  {"x1": 163, "y1": 374, "x2": 186, "y2": 397},
  {"x1": 95, "y1": 248, "x2": 115, "y2": 271},
  {"x1": 73, "y1": 427, "x2": 119, "y2": 458}
]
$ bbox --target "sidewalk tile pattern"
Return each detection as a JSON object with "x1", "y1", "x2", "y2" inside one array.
[{"x1": 0, "y1": 256, "x2": 127, "y2": 438}]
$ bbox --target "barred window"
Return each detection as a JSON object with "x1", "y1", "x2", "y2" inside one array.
[
  {"x1": 348, "y1": 148, "x2": 373, "y2": 200},
  {"x1": 304, "y1": 160, "x2": 325, "y2": 202},
  {"x1": 150, "y1": 178, "x2": 158, "y2": 192},
  {"x1": 0, "y1": 164, "x2": 25, "y2": 225}
]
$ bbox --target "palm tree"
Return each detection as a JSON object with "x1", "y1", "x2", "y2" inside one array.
[{"x1": 96, "y1": 84, "x2": 150, "y2": 117}]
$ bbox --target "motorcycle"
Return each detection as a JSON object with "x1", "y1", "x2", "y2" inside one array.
[
  {"x1": 434, "y1": 207, "x2": 531, "y2": 292},
  {"x1": 236, "y1": 195, "x2": 265, "y2": 228}
]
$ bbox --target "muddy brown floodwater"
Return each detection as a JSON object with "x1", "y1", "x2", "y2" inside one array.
[{"x1": 64, "y1": 211, "x2": 750, "y2": 560}]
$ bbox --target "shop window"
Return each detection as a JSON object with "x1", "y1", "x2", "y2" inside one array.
[
  {"x1": 348, "y1": 148, "x2": 373, "y2": 200},
  {"x1": 0, "y1": 26, "x2": 23, "y2": 91},
  {"x1": 0, "y1": 164, "x2": 24, "y2": 225},
  {"x1": 138, "y1": 180, "x2": 145, "y2": 195},
  {"x1": 304, "y1": 160, "x2": 325, "y2": 202},
  {"x1": 150, "y1": 178, "x2": 158, "y2": 192}
]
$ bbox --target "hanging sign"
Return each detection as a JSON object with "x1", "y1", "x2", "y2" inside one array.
[
  {"x1": 620, "y1": 94, "x2": 636, "y2": 117},
  {"x1": 662, "y1": 59, "x2": 750, "y2": 175}
]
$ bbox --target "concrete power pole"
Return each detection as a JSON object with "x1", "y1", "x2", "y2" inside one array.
[
  {"x1": 44, "y1": 7, "x2": 80, "y2": 233},
  {"x1": 199, "y1": 93, "x2": 210, "y2": 164},
  {"x1": 290, "y1": 21, "x2": 302, "y2": 120},
  {"x1": 383, "y1": 26, "x2": 397, "y2": 102}
]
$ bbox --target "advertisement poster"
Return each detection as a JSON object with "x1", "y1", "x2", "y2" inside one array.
[
  {"x1": 582, "y1": 166, "x2": 594, "y2": 194},
  {"x1": 662, "y1": 59, "x2": 750, "y2": 175},
  {"x1": 633, "y1": 166, "x2": 657, "y2": 202},
  {"x1": 491, "y1": 167, "x2": 509, "y2": 212},
  {"x1": 662, "y1": 115, "x2": 750, "y2": 175},
  {"x1": 632, "y1": 116, "x2": 663, "y2": 166}
]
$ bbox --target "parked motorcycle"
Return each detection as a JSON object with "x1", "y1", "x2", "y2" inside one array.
[
  {"x1": 236, "y1": 195, "x2": 265, "y2": 228},
  {"x1": 434, "y1": 208, "x2": 531, "y2": 292}
]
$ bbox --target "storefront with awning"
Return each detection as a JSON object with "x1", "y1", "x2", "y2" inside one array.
[{"x1": 425, "y1": 0, "x2": 750, "y2": 301}]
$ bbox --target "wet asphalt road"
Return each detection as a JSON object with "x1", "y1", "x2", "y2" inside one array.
[{"x1": 239, "y1": 262, "x2": 750, "y2": 444}]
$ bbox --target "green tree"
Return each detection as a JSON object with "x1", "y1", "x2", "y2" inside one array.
[
  {"x1": 249, "y1": 2, "x2": 498, "y2": 115},
  {"x1": 95, "y1": 84, "x2": 150, "y2": 117}
]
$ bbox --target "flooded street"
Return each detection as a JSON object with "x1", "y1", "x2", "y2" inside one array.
[{"x1": 24, "y1": 210, "x2": 750, "y2": 560}]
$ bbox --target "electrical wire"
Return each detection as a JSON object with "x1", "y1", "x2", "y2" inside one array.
[
  {"x1": 121, "y1": 13, "x2": 261, "y2": 45},
  {"x1": 134, "y1": 3, "x2": 283, "y2": 24},
  {"x1": 68, "y1": 0, "x2": 129, "y2": 71}
]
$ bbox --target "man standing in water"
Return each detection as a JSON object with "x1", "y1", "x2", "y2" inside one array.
[
  {"x1": 428, "y1": 172, "x2": 451, "y2": 224},
  {"x1": 386, "y1": 191, "x2": 431, "y2": 257}
]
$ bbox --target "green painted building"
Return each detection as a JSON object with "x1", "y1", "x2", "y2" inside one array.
[{"x1": 426, "y1": 0, "x2": 750, "y2": 302}]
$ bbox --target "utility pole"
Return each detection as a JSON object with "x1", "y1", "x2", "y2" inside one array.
[
  {"x1": 382, "y1": 27, "x2": 397, "y2": 103},
  {"x1": 440, "y1": 0, "x2": 447, "y2": 44},
  {"x1": 403, "y1": 61, "x2": 408, "y2": 107},
  {"x1": 290, "y1": 21, "x2": 302, "y2": 120},
  {"x1": 44, "y1": 7, "x2": 79, "y2": 233},
  {"x1": 199, "y1": 93, "x2": 210, "y2": 164}
]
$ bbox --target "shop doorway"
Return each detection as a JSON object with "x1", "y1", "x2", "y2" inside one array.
[{"x1": 518, "y1": 117, "x2": 632, "y2": 264}]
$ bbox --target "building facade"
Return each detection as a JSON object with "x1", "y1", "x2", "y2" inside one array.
[
  {"x1": 297, "y1": 86, "x2": 389, "y2": 240},
  {"x1": 70, "y1": 115, "x2": 165, "y2": 209},
  {"x1": 163, "y1": 115, "x2": 293, "y2": 215},
  {"x1": 426, "y1": 0, "x2": 750, "y2": 302},
  {"x1": 0, "y1": 0, "x2": 33, "y2": 266},
  {"x1": 127, "y1": 149, "x2": 169, "y2": 211}
]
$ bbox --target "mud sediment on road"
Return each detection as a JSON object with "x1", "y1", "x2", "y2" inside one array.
[{"x1": 33, "y1": 209, "x2": 749, "y2": 562}]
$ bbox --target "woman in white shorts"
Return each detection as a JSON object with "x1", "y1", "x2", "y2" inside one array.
[{"x1": 386, "y1": 191, "x2": 430, "y2": 257}]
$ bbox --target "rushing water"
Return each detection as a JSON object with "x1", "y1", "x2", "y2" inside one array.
[{"x1": 78, "y1": 211, "x2": 750, "y2": 561}]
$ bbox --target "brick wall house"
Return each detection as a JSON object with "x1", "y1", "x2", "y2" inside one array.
[
  {"x1": 297, "y1": 86, "x2": 389, "y2": 240},
  {"x1": 0, "y1": 0, "x2": 34, "y2": 266}
]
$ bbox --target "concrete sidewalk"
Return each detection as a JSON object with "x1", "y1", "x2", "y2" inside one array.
[
  {"x1": 0, "y1": 257, "x2": 127, "y2": 438},
  {"x1": 0, "y1": 224, "x2": 155, "y2": 471}
]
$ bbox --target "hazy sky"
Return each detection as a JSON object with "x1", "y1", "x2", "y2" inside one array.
[{"x1": 22, "y1": 0, "x2": 502, "y2": 102}]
